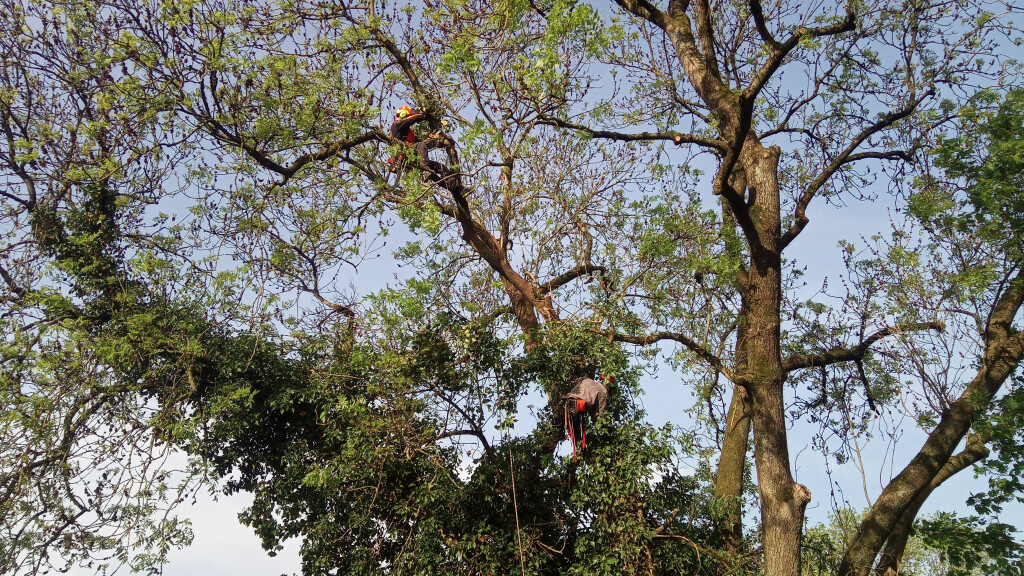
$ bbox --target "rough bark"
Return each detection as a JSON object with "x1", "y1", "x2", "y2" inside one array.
[
  {"x1": 714, "y1": 383, "x2": 751, "y2": 551},
  {"x1": 874, "y1": 437, "x2": 990, "y2": 576},
  {"x1": 715, "y1": 291, "x2": 752, "y2": 552},
  {"x1": 741, "y1": 141, "x2": 812, "y2": 576},
  {"x1": 611, "y1": 2, "x2": 815, "y2": 573}
]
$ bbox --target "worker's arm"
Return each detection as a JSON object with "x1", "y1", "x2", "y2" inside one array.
[{"x1": 389, "y1": 113, "x2": 426, "y2": 138}]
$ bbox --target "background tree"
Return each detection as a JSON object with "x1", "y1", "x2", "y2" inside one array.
[
  {"x1": 543, "y1": 1, "x2": 1021, "y2": 575},
  {"x1": 804, "y1": 508, "x2": 1023, "y2": 576},
  {"x1": 836, "y1": 86, "x2": 1024, "y2": 576},
  {"x1": 0, "y1": 1, "x2": 215, "y2": 572}
]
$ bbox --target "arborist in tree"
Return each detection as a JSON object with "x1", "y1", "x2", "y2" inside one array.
[
  {"x1": 388, "y1": 105, "x2": 424, "y2": 172},
  {"x1": 388, "y1": 105, "x2": 465, "y2": 196},
  {"x1": 561, "y1": 373, "x2": 610, "y2": 459}
]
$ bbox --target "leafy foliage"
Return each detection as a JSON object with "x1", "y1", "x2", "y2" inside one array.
[{"x1": 916, "y1": 513, "x2": 1024, "y2": 576}]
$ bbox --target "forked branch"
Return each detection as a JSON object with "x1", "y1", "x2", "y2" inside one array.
[
  {"x1": 742, "y1": 5, "x2": 855, "y2": 105},
  {"x1": 781, "y1": 87, "x2": 934, "y2": 249}
]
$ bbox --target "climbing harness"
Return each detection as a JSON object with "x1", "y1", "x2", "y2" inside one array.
[
  {"x1": 564, "y1": 397, "x2": 588, "y2": 459},
  {"x1": 387, "y1": 108, "x2": 464, "y2": 196}
]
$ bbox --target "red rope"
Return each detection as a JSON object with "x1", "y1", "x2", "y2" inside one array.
[{"x1": 566, "y1": 404, "x2": 577, "y2": 459}]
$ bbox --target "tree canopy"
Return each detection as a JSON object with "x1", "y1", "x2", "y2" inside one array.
[{"x1": 1, "y1": 1, "x2": 1022, "y2": 575}]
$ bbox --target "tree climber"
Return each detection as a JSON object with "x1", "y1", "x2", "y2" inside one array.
[
  {"x1": 388, "y1": 105, "x2": 423, "y2": 172},
  {"x1": 388, "y1": 105, "x2": 465, "y2": 196},
  {"x1": 561, "y1": 374, "x2": 610, "y2": 459}
]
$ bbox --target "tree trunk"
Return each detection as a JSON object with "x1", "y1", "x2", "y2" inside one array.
[
  {"x1": 715, "y1": 385, "x2": 751, "y2": 551},
  {"x1": 874, "y1": 436, "x2": 989, "y2": 576},
  {"x1": 714, "y1": 310, "x2": 752, "y2": 552},
  {"x1": 741, "y1": 142, "x2": 812, "y2": 576},
  {"x1": 839, "y1": 397, "x2": 981, "y2": 575}
]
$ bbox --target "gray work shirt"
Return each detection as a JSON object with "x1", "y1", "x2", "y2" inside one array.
[{"x1": 563, "y1": 377, "x2": 609, "y2": 418}]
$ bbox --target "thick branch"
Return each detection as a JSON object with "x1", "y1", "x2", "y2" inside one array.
[
  {"x1": 616, "y1": 0, "x2": 727, "y2": 113},
  {"x1": 203, "y1": 115, "x2": 380, "y2": 181},
  {"x1": 782, "y1": 321, "x2": 945, "y2": 373},
  {"x1": 711, "y1": 148, "x2": 761, "y2": 245},
  {"x1": 594, "y1": 328, "x2": 739, "y2": 383},
  {"x1": 934, "y1": 434, "x2": 991, "y2": 486},
  {"x1": 537, "y1": 115, "x2": 726, "y2": 151},
  {"x1": 613, "y1": 0, "x2": 673, "y2": 31},
  {"x1": 874, "y1": 436, "x2": 990, "y2": 576},
  {"x1": 749, "y1": 0, "x2": 781, "y2": 50},
  {"x1": 693, "y1": 0, "x2": 721, "y2": 80},
  {"x1": 418, "y1": 142, "x2": 556, "y2": 335},
  {"x1": 654, "y1": 508, "x2": 680, "y2": 535},
  {"x1": 714, "y1": 382, "x2": 752, "y2": 552},
  {"x1": 841, "y1": 272, "x2": 1024, "y2": 576},
  {"x1": 538, "y1": 264, "x2": 606, "y2": 295}
]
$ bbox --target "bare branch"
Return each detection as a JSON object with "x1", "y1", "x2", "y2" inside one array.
[
  {"x1": 296, "y1": 278, "x2": 355, "y2": 319},
  {"x1": 855, "y1": 359, "x2": 878, "y2": 414},
  {"x1": 742, "y1": 6, "x2": 856, "y2": 106},
  {"x1": 654, "y1": 508, "x2": 680, "y2": 535},
  {"x1": 354, "y1": 12, "x2": 443, "y2": 121},
  {"x1": 538, "y1": 264, "x2": 606, "y2": 295},
  {"x1": 537, "y1": 115, "x2": 726, "y2": 151},
  {"x1": 758, "y1": 55, "x2": 846, "y2": 141},
  {"x1": 431, "y1": 388, "x2": 495, "y2": 459},
  {"x1": 0, "y1": 263, "x2": 26, "y2": 298},
  {"x1": 592, "y1": 328, "x2": 738, "y2": 383},
  {"x1": 201, "y1": 113, "x2": 381, "y2": 181},
  {"x1": 838, "y1": 149, "x2": 912, "y2": 164},
  {"x1": 780, "y1": 87, "x2": 933, "y2": 249},
  {"x1": 0, "y1": 186, "x2": 30, "y2": 207},
  {"x1": 782, "y1": 321, "x2": 945, "y2": 373},
  {"x1": 432, "y1": 428, "x2": 491, "y2": 447}
]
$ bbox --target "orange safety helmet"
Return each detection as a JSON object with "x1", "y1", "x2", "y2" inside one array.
[{"x1": 396, "y1": 105, "x2": 413, "y2": 118}]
